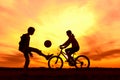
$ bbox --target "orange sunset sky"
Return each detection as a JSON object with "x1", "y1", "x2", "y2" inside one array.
[{"x1": 0, "y1": 0, "x2": 120, "y2": 68}]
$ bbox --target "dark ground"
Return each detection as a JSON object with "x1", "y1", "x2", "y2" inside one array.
[{"x1": 0, "y1": 68, "x2": 120, "y2": 80}]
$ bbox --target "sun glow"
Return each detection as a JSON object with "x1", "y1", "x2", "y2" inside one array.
[
  {"x1": 31, "y1": 5, "x2": 97, "y2": 51},
  {"x1": 27, "y1": 5, "x2": 97, "y2": 67},
  {"x1": 41, "y1": 5, "x2": 96, "y2": 35}
]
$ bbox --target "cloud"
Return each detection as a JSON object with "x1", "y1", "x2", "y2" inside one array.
[
  {"x1": 0, "y1": 6, "x2": 15, "y2": 15},
  {"x1": 88, "y1": 49, "x2": 120, "y2": 61},
  {"x1": 81, "y1": 30, "x2": 120, "y2": 61},
  {"x1": 92, "y1": 0, "x2": 120, "y2": 26},
  {"x1": 0, "y1": 43, "x2": 16, "y2": 49},
  {"x1": 0, "y1": 51, "x2": 24, "y2": 67},
  {"x1": 0, "y1": 0, "x2": 15, "y2": 8}
]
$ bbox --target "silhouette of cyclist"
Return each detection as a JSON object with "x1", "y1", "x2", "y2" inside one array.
[
  {"x1": 19, "y1": 27, "x2": 53, "y2": 69},
  {"x1": 60, "y1": 30, "x2": 80, "y2": 62}
]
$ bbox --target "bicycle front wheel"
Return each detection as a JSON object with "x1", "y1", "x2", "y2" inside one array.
[
  {"x1": 75, "y1": 55, "x2": 90, "y2": 69},
  {"x1": 48, "y1": 56, "x2": 63, "y2": 69}
]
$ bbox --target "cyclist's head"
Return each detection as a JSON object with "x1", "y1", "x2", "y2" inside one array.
[
  {"x1": 66, "y1": 30, "x2": 72, "y2": 37},
  {"x1": 28, "y1": 27, "x2": 35, "y2": 35}
]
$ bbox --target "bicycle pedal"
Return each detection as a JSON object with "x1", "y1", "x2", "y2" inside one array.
[
  {"x1": 80, "y1": 62, "x2": 84, "y2": 65},
  {"x1": 68, "y1": 61, "x2": 75, "y2": 66},
  {"x1": 65, "y1": 59, "x2": 69, "y2": 62},
  {"x1": 65, "y1": 60, "x2": 68, "y2": 62},
  {"x1": 69, "y1": 63, "x2": 75, "y2": 66}
]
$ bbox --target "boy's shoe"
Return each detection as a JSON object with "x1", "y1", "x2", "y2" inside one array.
[
  {"x1": 29, "y1": 53, "x2": 33, "y2": 57},
  {"x1": 65, "y1": 59, "x2": 69, "y2": 62},
  {"x1": 46, "y1": 54, "x2": 53, "y2": 60},
  {"x1": 68, "y1": 58, "x2": 75, "y2": 66},
  {"x1": 68, "y1": 61, "x2": 75, "y2": 66}
]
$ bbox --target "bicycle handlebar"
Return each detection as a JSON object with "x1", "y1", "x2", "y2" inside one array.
[{"x1": 59, "y1": 45, "x2": 65, "y2": 49}]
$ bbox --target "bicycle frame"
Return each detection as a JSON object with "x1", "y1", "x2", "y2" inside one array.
[
  {"x1": 48, "y1": 48, "x2": 90, "y2": 68},
  {"x1": 57, "y1": 49, "x2": 68, "y2": 60},
  {"x1": 57, "y1": 48, "x2": 76, "y2": 61}
]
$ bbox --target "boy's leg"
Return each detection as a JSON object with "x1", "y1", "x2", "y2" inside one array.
[
  {"x1": 28, "y1": 47, "x2": 53, "y2": 60},
  {"x1": 24, "y1": 53, "x2": 30, "y2": 70},
  {"x1": 29, "y1": 47, "x2": 46, "y2": 57}
]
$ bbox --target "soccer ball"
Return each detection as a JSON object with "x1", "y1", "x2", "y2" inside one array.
[{"x1": 44, "y1": 40, "x2": 52, "y2": 48}]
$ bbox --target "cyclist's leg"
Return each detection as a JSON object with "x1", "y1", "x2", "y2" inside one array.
[
  {"x1": 65, "y1": 48, "x2": 73, "y2": 61},
  {"x1": 65, "y1": 47, "x2": 79, "y2": 60}
]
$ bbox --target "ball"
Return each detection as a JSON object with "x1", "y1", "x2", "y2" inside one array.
[{"x1": 44, "y1": 40, "x2": 52, "y2": 48}]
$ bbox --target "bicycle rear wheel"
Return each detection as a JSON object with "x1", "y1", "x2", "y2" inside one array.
[
  {"x1": 48, "y1": 56, "x2": 63, "y2": 69},
  {"x1": 75, "y1": 55, "x2": 90, "y2": 68}
]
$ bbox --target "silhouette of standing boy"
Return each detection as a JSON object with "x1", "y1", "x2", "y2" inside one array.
[
  {"x1": 19, "y1": 27, "x2": 53, "y2": 69},
  {"x1": 60, "y1": 30, "x2": 80, "y2": 62}
]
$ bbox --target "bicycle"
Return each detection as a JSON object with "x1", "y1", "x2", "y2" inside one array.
[{"x1": 48, "y1": 47, "x2": 90, "y2": 69}]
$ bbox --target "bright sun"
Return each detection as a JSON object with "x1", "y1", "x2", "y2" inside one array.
[
  {"x1": 28, "y1": 5, "x2": 96, "y2": 54},
  {"x1": 58, "y1": 6, "x2": 96, "y2": 37}
]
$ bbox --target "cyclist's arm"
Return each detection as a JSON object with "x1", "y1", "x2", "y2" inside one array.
[{"x1": 61, "y1": 38, "x2": 70, "y2": 48}]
